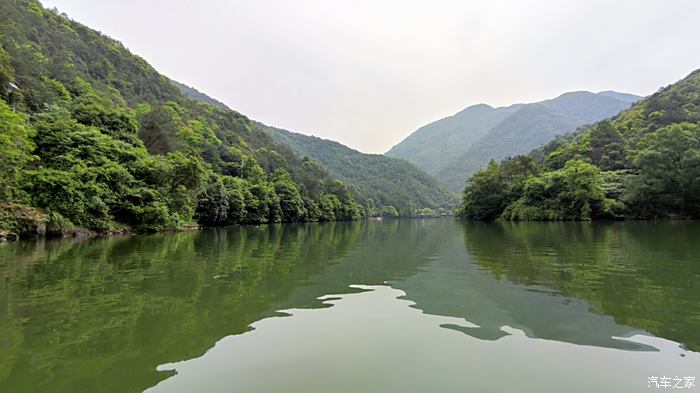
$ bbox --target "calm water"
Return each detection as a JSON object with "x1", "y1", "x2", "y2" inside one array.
[{"x1": 0, "y1": 219, "x2": 699, "y2": 392}]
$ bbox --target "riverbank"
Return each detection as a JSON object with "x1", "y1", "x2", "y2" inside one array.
[
  {"x1": 0, "y1": 203, "x2": 134, "y2": 242},
  {"x1": 0, "y1": 200, "x2": 461, "y2": 242}
]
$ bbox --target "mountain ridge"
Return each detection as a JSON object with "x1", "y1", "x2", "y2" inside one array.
[
  {"x1": 0, "y1": 0, "x2": 366, "y2": 237},
  {"x1": 458, "y1": 67, "x2": 700, "y2": 222},
  {"x1": 386, "y1": 90, "x2": 642, "y2": 191},
  {"x1": 260, "y1": 123, "x2": 458, "y2": 216},
  {"x1": 172, "y1": 79, "x2": 458, "y2": 215}
]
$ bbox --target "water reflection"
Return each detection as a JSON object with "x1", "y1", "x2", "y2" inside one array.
[
  {"x1": 0, "y1": 223, "x2": 365, "y2": 393},
  {"x1": 458, "y1": 221, "x2": 700, "y2": 351},
  {"x1": 147, "y1": 286, "x2": 699, "y2": 393},
  {"x1": 0, "y1": 219, "x2": 698, "y2": 392}
]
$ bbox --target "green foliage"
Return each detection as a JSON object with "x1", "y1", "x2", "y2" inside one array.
[
  {"x1": 242, "y1": 181, "x2": 278, "y2": 224},
  {"x1": 457, "y1": 157, "x2": 535, "y2": 220},
  {"x1": 388, "y1": 92, "x2": 639, "y2": 192},
  {"x1": 315, "y1": 184, "x2": 363, "y2": 222},
  {"x1": 137, "y1": 104, "x2": 183, "y2": 154},
  {"x1": 262, "y1": 123, "x2": 458, "y2": 216},
  {"x1": 0, "y1": 0, "x2": 363, "y2": 236},
  {"x1": 365, "y1": 198, "x2": 380, "y2": 217},
  {"x1": 460, "y1": 69, "x2": 700, "y2": 221},
  {"x1": 0, "y1": 98, "x2": 35, "y2": 202},
  {"x1": 23, "y1": 168, "x2": 102, "y2": 228},
  {"x1": 196, "y1": 175, "x2": 231, "y2": 226},
  {"x1": 588, "y1": 120, "x2": 627, "y2": 170},
  {"x1": 625, "y1": 123, "x2": 700, "y2": 218},
  {"x1": 45, "y1": 210, "x2": 74, "y2": 235},
  {"x1": 458, "y1": 161, "x2": 512, "y2": 221},
  {"x1": 503, "y1": 160, "x2": 606, "y2": 221},
  {"x1": 0, "y1": 44, "x2": 15, "y2": 100},
  {"x1": 70, "y1": 87, "x2": 139, "y2": 142},
  {"x1": 273, "y1": 169, "x2": 307, "y2": 222},
  {"x1": 318, "y1": 194, "x2": 341, "y2": 221},
  {"x1": 381, "y1": 205, "x2": 399, "y2": 217},
  {"x1": 0, "y1": 202, "x2": 46, "y2": 237}
]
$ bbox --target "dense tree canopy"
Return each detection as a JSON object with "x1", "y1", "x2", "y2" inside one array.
[
  {"x1": 261, "y1": 123, "x2": 457, "y2": 217},
  {"x1": 458, "y1": 69, "x2": 700, "y2": 221},
  {"x1": 0, "y1": 0, "x2": 362, "y2": 237},
  {"x1": 0, "y1": 99, "x2": 35, "y2": 202}
]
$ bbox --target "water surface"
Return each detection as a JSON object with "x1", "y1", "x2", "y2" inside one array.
[{"x1": 1, "y1": 219, "x2": 698, "y2": 392}]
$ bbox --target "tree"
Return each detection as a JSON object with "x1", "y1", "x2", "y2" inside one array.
[
  {"x1": 137, "y1": 104, "x2": 183, "y2": 154},
  {"x1": 626, "y1": 123, "x2": 700, "y2": 218},
  {"x1": 365, "y1": 198, "x2": 379, "y2": 217},
  {"x1": 503, "y1": 159, "x2": 605, "y2": 221},
  {"x1": 318, "y1": 194, "x2": 340, "y2": 221},
  {"x1": 196, "y1": 175, "x2": 230, "y2": 226},
  {"x1": 559, "y1": 159, "x2": 606, "y2": 220},
  {"x1": 273, "y1": 169, "x2": 306, "y2": 222},
  {"x1": 0, "y1": 44, "x2": 15, "y2": 101},
  {"x1": 381, "y1": 205, "x2": 399, "y2": 218},
  {"x1": 588, "y1": 120, "x2": 627, "y2": 170},
  {"x1": 70, "y1": 89, "x2": 139, "y2": 142},
  {"x1": 458, "y1": 161, "x2": 509, "y2": 220},
  {"x1": 222, "y1": 176, "x2": 246, "y2": 224},
  {"x1": 0, "y1": 0, "x2": 372, "y2": 237},
  {"x1": 243, "y1": 181, "x2": 277, "y2": 224},
  {"x1": 0, "y1": 98, "x2": 35, "y2": 202}
]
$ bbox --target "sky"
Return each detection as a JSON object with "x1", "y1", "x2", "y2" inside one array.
[{"x1": 41, "y1": 0, "x2": 700, "y2": 153}]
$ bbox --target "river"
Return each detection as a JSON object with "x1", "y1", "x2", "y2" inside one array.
[{"x1": 1, "y1": 219, "x2": 698, "y2": 392}]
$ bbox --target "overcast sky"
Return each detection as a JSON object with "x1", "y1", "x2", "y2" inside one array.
[{"x1": 41, "y1": 0, "x2": 700, "y2": 153}]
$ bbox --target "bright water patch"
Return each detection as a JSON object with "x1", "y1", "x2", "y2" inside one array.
[{"x1": 149, "y1": 286, "x2": 697, "y2": 393}]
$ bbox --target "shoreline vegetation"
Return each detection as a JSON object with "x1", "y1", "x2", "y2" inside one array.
[
  {"x1": 0, "y1": 213, "x2": 454, "y2": 243},
  {"x1": 1, "y1": 1, "x2": 698, "y2": 241},
  {"x1": 457, "y1": 69, "x2": 700, "y2": 222},
  {"x1": 0, "y1": 0, "x2": 444, "y2": 241},
  {"x1": 386, "y1": 92, "x2": 641, "y2": 192}
]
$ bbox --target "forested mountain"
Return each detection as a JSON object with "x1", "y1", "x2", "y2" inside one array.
[
  {"x1": 458, "y1": 68, "x2": 700, "y2": 221},
  {"x1": 597, "y1": 91, "x2": 641, "y2": 103},
  {"x1": 385, "y1": 103, "x2": 520, "y2": 175},
  {"x1": 260, "y1": 124, "x2": 458, "y2": 216},
  {"x1": 169, "y1": 80, "x2": 229, "y2": 110},
  {"x1": 171, "y1": 79, "x2": 457, "y2": 216},
  {"x1": 387, "y1": 91, "x2": 640, "y2": 191},
  {"x1": 0, "y1": 0, "x2": 364, "y2": 239}
]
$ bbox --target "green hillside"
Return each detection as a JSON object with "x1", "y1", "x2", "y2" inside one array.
[
  {"x1": 260, "y1": 124, "x2": 458, "y2": 216},
  {"x1": 170, "y1": 79, "x2": 458, "y2": 216},
  {"x1": 170, "y1": 80, "x2": 229, "y2": 110},
  {"x1": 388, "y1": 91, "x2": 640, "y2": 191},
  {"x1": 0, "y1": 0, "x2": 364, "y2": 239},
  {"x1": 458, "y1": 69, "x2": 700, "y2": 221},
  {"x1": 385, "y1": 103, "x2": 519, "y2": 175}
]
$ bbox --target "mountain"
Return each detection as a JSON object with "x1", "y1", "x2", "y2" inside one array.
[
  {"x1": 458, "y1": 68, "x2": 700, "y2": 221},
  {"x1": 387, "y1": 91, "x2": 641, "y2": 191},
  {"x1": 0, "y1": 0, "x2": 364, "y2": 238},
  {"x1": 170, "y1": 80, "x2": 228, "y2": 109},
  {"x1": 385, "y1": 103, "x2": 519, "y2": 175},
  {"x1": 260, "y1": 124, "x2": 458, "y2": 216},
  {"x1": 170, "y1": 79, "x2": 458, "y2": 216},
  {"x1": 597, "y1": 91, "x2": 641, "y2": 103}
]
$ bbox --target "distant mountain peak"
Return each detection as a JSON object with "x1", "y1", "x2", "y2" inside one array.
[
  {"x1": 387, "y1": 89, "x2": 641, "y2": 191},
  {"x1": 553, "y1": 90, "x2": 597, "y2": 98},
  {"x1": 456, "y1": 103, "x2": 494, "y2": 113},
  {"x1": 171, "y1": 79, "x2": 230, "y2": 110},
  {"x1": 260, "y1": 122, "x2": 458, "y2": 214},
  {"x1": 596, "y1": 91, "x2": 643, "y2": 103}
]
